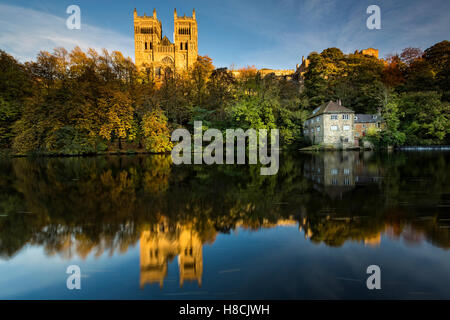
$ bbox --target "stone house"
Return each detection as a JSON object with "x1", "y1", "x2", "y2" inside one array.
[
  {"x1": 354, "y1": 114, "x2": 384, "y2": 138},
  {"x1": 304, "y1": 100, "x2": 355, "y2": 149}
]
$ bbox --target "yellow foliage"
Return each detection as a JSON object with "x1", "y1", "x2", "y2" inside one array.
[
  {"x1": 141, "y1": 109, "x2": 173, "y2": 153},
  {"x1": 366, "y1": 125, "x2": 379, "y2": 136},
  {"x1": 98, "y1": 91, "x2": 134, "y2": 141}
]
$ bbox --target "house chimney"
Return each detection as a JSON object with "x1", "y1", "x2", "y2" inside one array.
[{"x1": 338, "y1": 99, "x2": 342, "y2": 105}]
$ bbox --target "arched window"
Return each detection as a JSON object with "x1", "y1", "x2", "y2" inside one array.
[
  {"x1": 185, "y1": 42, "x2": 188, "y2": 50},
  {"x1": 180, "y1": 43, "x2": 183, "y2": 50},
  {"x1": 144, "y1": 42, "x2": 147, "y2": 50}
]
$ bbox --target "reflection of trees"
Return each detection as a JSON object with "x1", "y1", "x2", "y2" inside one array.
[{"x1": 0, "y1": 151, "x2": 449, "y2": 260}]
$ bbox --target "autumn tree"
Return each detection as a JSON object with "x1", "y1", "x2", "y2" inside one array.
[{"x1": 141, "y1": 109, "x2": 173, "y2": 153}]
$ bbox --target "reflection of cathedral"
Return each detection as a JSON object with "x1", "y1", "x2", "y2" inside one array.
[
  {"x1": 139, "y1": 219, "x2": 203, "y2": 288},
  {"x1": 139, "y1": 217, "x2": 299, "y2": 289}
]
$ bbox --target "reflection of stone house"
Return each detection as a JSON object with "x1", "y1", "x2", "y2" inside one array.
[
  {"x1": 303, "y1": 152, "x2": 382, "y2": 199},
  {"x1": 304, "y1": 152, "x2": 356, "y2": 199},
  {"x1": 354, "y1": 114, "x2": 384, "y2": 138},
  {"x1": 304, "y1": 100, "x2": 355, "y2": 149},
  {"x1": 140, "y1": 219, "x2": 203, "y2": 288}
]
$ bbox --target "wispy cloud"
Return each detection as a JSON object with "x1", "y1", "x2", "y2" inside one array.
[
  {"x1": 0, "y1": 3, "x2": 134, "y2": 62},
  {"x1": 0, "y1": 0, "x2": 448, "y2": 69},
  {"x1": 230, "y1": 0, "x2": 449, "y2": 68}
]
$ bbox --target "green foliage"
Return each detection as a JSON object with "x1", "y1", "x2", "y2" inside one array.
[
  {"x1": 1, "y1": 41, "x2": 449, "y2": 155},
  {"x1": 45, "y1": 126, "x2": 96, "y2": 155},
  {"x1": 399, "y1": 91, "x2": 449, "y2": 145},
  {"x1": 230, "y1": 95, "x2": 276, "y2": 131},
  {"x1": 304, "y1": 41, "x2": 450, "y2": 146},
  {"x1": 304, "y1": 49, "x2": 385, "y2": 113},
  {"x1": 0, "y1": 97, "x2": 20, "y2": 147}
]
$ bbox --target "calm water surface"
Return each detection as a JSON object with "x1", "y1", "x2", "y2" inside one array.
[{"x1": 0, "y1": 151, "x2": 449, "y2": 299}]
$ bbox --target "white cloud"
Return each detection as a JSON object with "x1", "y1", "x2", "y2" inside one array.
[{"x1": 0, "y1": 4, "x2": 134, "y2": 62}]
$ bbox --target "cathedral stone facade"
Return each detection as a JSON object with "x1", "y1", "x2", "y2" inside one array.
[{"x1": 133, "y1": 8, "x2": 198, "y2": 76}]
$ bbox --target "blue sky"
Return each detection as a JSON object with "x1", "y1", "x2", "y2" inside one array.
[{"x1": 0, "y1": 0, "x2": 448, "y2": 69}]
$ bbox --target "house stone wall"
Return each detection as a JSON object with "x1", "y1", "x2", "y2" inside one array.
[{"x1": 322, "y1": 113, "x2": 354, "y2": 148}]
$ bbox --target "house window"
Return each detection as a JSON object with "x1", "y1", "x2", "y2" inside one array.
[
  {"x1": 305, "y1": 129, "x2": 308, "y2": 134},
  {"x1": 316, "y1": 116, "x2": 320, "y2": 122},
  {"x1": 331, "y1": 169, "x2": 338, "y2": 175},
  {"x1": 343, "y1": 114, "x2": 349, "y2": 120},
  {"x1": 145, "y1": 42, "x2": 148, "y2": 50},
  {"x1": 344, "y1": 168, "x2": 350, "y2": 175},
  {"x1": 330, "y1": 125, "x2": 338, "y2": 131},
  {"x1": 343, "y1": 125, "x2": 350, "y2": 131},
  {"x1": 331, "y1": 115, "x2": 338, "y2": 120},
  {"x1": 354, "y1": 116, "x2": 358, "y2": 120},
  {"x1": 316, "y1": 127, "x2": 321, "y2": 132}
]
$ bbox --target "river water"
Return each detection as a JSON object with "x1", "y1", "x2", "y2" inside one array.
[{"x1": 0, "y1": 151, "x2": 449, "y2": 299}]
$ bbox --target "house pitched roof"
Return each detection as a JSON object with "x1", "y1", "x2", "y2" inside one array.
[
  {"x1": 307, "y1": 101, "x2": 354, "y2": 119},
  {"x1": 354, "y1": 114, "x2": 383, "y2": 123}
]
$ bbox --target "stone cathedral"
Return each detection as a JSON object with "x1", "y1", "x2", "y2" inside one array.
[{"x1": 133, "y1": 8, "x2": 198, "y2": 76}]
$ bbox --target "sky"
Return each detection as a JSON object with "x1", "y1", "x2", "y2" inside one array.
[{"x1": 0, "y1": 0, "x2": 449, "y2": 69}]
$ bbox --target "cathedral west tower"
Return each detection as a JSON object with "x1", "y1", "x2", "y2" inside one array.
[{"x1": 133, "y1": 8, "x2": 198, "y2": 77}]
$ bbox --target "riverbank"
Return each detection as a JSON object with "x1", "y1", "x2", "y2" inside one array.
[
  {"x1": 299, "y1": 145, "x2": 362, "y2": 152},
  {"x1": 0, "y1": 148, "x2": 170, "y2": 158},
  {"x1": 300, "y1": 144, "x2": 450, "y2": 152}
]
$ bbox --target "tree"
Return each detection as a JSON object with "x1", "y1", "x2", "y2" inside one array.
[
  {"x1": 402, "y1": 58, "x2": 436, "y2": 92},
  {"x1": 399, "y1": 47, "x2": 423, "y2": 66},
  {"x1": 382, "y1": 55, "x2": 405, "y2": 89},
  {"x1": 423, "y1": 41, "x2": 450, "y2": 73},
  {"x1": 98, "y1": 90, "x2": 135, "y2": 148},
  {"x1": 0, "y1": 97, "x2": 20, "y2": 148},
  {"x1": 0, "y1": 50, "x2": 31, "y2": 147},
  {"x1": 141, "y1": 109, "x2": 173, "y2": 153},
  {"x1": 378, "y1": 90, "x2": 406, "y2": 146},
  {"x1": 399, "y1": 91, "x2": 449, "y2": 145},
  {"x1": 206, "y1": 68, "x2": 236, "y2": 121},
  {"x1": 189, "y1": 55, "x2": 214, "y2": 107}
]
